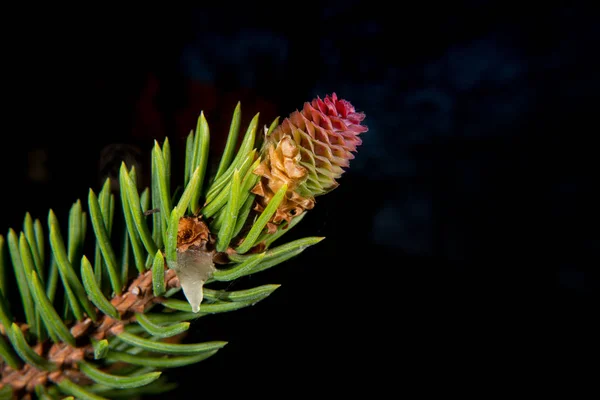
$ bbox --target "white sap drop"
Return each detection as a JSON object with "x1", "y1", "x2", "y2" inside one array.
[{"x1": 168, "y1": 248, "x2": 216, "y2": 313}]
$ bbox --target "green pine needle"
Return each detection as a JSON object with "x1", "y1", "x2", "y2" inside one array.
[
  {"x1": 184, "y1": 130, "x2": 194, "y2": 187},
  {"x1": 78, "y1": 360, "x2": 162, "y2": 389},
  {"x1": 81, "y1": 256, "x2": 120, "y2": 320},
  {"x1": 120, "y1": 166, "x2": 158, "y2": 257},
  {"x1": 116, "y1": 332, "x2": 227, "y2": 355},
  {"x1": 0, "y1": 330, "x2": 21, "y2": 370},
  {"x1": 235, "y1": 183, "x2": 288, "y2": 254},
  {"x1": 9, "y1": 323, "x2": 56, "y2": 371},
  {"x1": 119, "y1": 169, "x2": 146, "y2": 275},
  {"x1": 33, "y1": 218, "x2": 45, "y2": 264},
  {"x1": 189, "y1": 111, "x2": 210, "y2": 215},
  {"x1": 30, "y1": 270, "x2": 75, "y2": 346},
  {"x1": 152, "y1": 141, "x2": 171, "y2": 226},
  {"x1": 106, "y1": 349, "x2": 218, "y2": 369},
  {"x1": 176, "y1": 166, "x2": 201, "y2": 217},
  {"x1": 0, "y1": 235, "x2": 7, "y2": 297},
  {"x1": 203, "y1": 284, "x2": 281, "y2": 302},
  {"x1": 45, "y1": 257, "x2": 59, "y2": 304},
  {"x1": 7, "y1": 229, "x2": 36, "y2": 330},
  {"x1": 162, "y1": 137, "x2": 171, "y2": 194},
  {"x1": 88, "y1": 190, "x2": 122, "y2": 295},
  {"x1": 92, "y1": 338, "x2": 110, "y2": 360},
  {"x1": 56, "y1": 378, "x2": 109, "y2": 400},
  {"x1": 24, "y1": 212, "x2": 44, "y2": 279},
  {"x1": 134, "y1": 313, "x2": 189, "y2": 338},
  {"x1": 215, "y1": 169, "x2": 241, "y2": 252},
  {"x1": 49, "y1": 211, "x2": 98, "y2": 321},
  {"x1": 151, "y1": 250, "x2": 166, "y2": 296},
  {"x1": 214, "y1": 101, "x2": 242, "y2": 180}
]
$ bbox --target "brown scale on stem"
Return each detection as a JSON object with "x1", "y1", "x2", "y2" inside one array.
[{"x1": 0, "y1": 217, "x2": 216, "y2": 398}]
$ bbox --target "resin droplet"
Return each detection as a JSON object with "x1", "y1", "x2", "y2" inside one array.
[{"x1": 168, "y1": 248, "x2": 216, "y2": 313}]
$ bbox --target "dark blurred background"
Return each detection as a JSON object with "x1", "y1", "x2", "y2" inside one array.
[{"x1": 1, "y1": 1, "x2": 598, "y2": 396}]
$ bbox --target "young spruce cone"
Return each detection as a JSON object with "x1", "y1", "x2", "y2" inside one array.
[{"x1": 251, "y1": 93, "x2": 368, "y2": 231}]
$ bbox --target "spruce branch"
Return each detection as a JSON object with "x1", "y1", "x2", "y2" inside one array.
[{"x1": 0, "y1": 93, "x2": 367, "y2": 399}]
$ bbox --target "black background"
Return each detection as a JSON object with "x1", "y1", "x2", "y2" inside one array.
[{"x1": 1, "y1": 1, "x2": 598, "y2": 396}]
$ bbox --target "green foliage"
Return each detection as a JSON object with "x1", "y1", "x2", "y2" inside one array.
[{"x1": 0, "y1": 104, "x2": 323, "y2": 399}]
